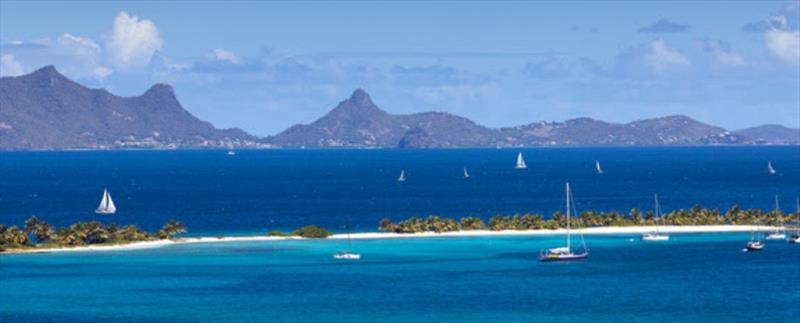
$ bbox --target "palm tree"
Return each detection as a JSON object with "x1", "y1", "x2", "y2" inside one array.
[
  {"x1": 24, "y1": 216, "x2": 54, "y2": 243},
  {"x1": 159, "y1": 220, "x2": 186, "y2": 239}
]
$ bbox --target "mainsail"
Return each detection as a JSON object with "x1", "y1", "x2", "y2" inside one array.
[
  {"x1": 595, "y1": 160, "x2": 603, "y2": 174},
  {"x1": 768, "y1": 161, "x2": 776, "y2": 174},
  {"x1": 95, "y1": 189, "x2": 117, "y2": 214}
]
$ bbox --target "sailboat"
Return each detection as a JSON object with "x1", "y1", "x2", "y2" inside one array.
[
  {"x1": 463, "y1": 167, "x2": 470, "y2": 179},
  {"x1": 397, "y1": 170, "x2": 406, "y2": 182},
  {"x1": 333, "y1": 227, "x2": 361, "y2": 260},
  {"x1": 540, "y1": 182, "x2": 589, "y2": 261},
  {"x1": 744, "y1": 218, "x2": 765, "y2": 252},
  {"x1": 515, "y1": 152, "x2": 527, "y2": 169},
  {"x1": 765, "y1": 195, "x2": 786, "y2": 240},
  {"x1": 641, "y1": 194, "x2": 669, "y2": 241},
  {"x1": 768, "y1": 161, "x2": 776, "y2": 174},
  {"x1": 227, "y1": 150, "x2": 236, "y2": 156},
  {"x1": 595, "y1": 160, "x2": 604, "y2": 175},
  {"x1": 789, "y1": 197, "x2": 799, "y2": 244},
  {"x1": 95, "y1": 188, "x2": 117, "y2": 214}
]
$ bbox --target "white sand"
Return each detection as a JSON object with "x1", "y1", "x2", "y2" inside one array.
[{"x1": 2, "y1": 225, "x2": 780, "y2": 255}]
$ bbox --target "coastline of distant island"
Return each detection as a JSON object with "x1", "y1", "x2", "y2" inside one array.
[{"x1": 2, "y1": 66, "x2": 799, "y2": 150}]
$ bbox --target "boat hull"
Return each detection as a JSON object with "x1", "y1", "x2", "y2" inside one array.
[
  {"x1": 539, "y1": 252, "x2": 588, "y2": 262},
  {"x1": 765, "y1": 234, "x2": 786, "y2": 240},
  {"x1": 95, "y1": 209, "x2": 115, "y2": 215},
  {"x1": 745, "y1": 242, "x2": 764, "y2": 251},
  {"x1": 641, "y1": 234, "x2": 669, "y2": 241}
]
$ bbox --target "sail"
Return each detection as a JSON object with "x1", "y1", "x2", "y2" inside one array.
[
  {"x1": 105, "y1": 190, "x2": 117, "y2": 213},
  {"x1": 768, "y1": 161, "x2": 776, "y2": 174},
  {"x1": 97, "y1": 189, "x2": 109, "y2": 211},
  {"x1": 96, "y1": 189, "x2": 116, "y2": 214},
  {"x1": 463, "y1": 168, "x2": 470, "y2": 178},
  {"x1": 595, "y1": 160, "x2": 603, "y2": 174},
  {"x1": 398, "y1": 170, "x2": 406, "y2": 182},
  {"x1": 516, "y1": 153, "x2": 527, "y2": 169}
]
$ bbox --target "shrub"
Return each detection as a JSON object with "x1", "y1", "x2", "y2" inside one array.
[{"x1": 293, "y1": 225, "x2": 331, "y2": 238}]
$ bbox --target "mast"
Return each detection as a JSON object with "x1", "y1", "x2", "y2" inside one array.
[
  {"x1": 654, "y1": 194, "x2": 660, "y2": 234},
  {"x1": 566, "y1": 182, "x2": 571, "y2": 251}
]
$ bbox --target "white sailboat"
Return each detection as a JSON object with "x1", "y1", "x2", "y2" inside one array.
[
  {"x1": 540, "y1": 182, "x2": 589, "y2": 261},
  {"x1": 515, "y1": 152, "x2": 527, "y2": 169},
  {"x1": 595, "y1": 160, "x2": 604, "y2": 175},
  {"x1": 397, "y1": 170, "x2": 406, "y2": 182},
  {"x1": 765, "y1": 195, "x2": 786, "y2": 240},
  {"x1": 333, "y1": 227, "x2": 361, "y2": 260},
  {"x1": 745, "y1": 219, "x2": 765, "y2": 252},
  {"x1": 227, "y1": 150, "x2": 236, "y2": 156},
  {"x1": 789, "y1": 197, "x2": 799, "y2": 244},
  {"x1": 768, "y1": 161, "x2": 776, "y2": 174},
  {"x1": 641, "y1": 194, "x2": 669, "y2": 241},
  {"x1": 95, "y1": 188, "x2": 117, "y2": 214},
  {"x1": 463, "y1": 167, "x2": 470, "y2": 179}
]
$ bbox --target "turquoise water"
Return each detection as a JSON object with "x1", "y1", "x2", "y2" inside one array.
[{"x1": 2, "y1": 233, "x2": 799, "y2": 322}]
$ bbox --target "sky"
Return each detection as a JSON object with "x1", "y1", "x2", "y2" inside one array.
[{"x1": 1, "y1": 1, "x2": 799, "y2": 136}]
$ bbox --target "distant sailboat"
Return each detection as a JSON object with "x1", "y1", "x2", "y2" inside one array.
[
  {"x1": 768, "y1": 161, "x2": 776, "y2": 174},
  {"x1": 540, "y1": 182, "x2": 589, "y2": 261},
  {"x1": 227, "y1": 150, "x2": 236, "y2": 156},
  {"x1": 463, "y1": 167, "x2": 470, "y2": 179},
  {"x1": 789, "y1": 197, "x2": 799, "y2": 244},
  {"x1": 641, "y1": 194, "x2": 669, "y2": 241},
  {"x1": 95, "y1": 188, "x2": 117, "y2": 214},
  {"x1": 595, "y1": 160, "x2": 604, "y2": 174},
  {"x1": 397, "y1": 170, "x2": 406, "y2": 182},
  {"x1": 765, "y1": 195, "x2": 786, "y2": 240},
  {"x1": 515, "y1": 153, "x2": 527, "y2": 169},
  {"x1": 333, "y1": 227, "x2": 361, "y2": 260}
]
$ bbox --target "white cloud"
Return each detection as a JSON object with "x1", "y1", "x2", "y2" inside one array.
[
  {"x1": 0, "y1": 54, "x2": 24, "y2": 76},
  {"x1": 645, "y1": 39, "x2": 690, "y2": 74},
  {"x1": 210, "y1": 48, "x2": 240, "y2": 63},
  {"x1": 93, "y1": 66, "x2": 113, "y2": 79},
  {"x1": 106, "y1": 11, "x2": 162, "y2": 68},
  {"x1": 698, "y1": 39, "x2": 745, "y2": 67},
  {"x1": 58, "y1": 33, "x2": 100, "y2": 52},
  {"x1": 765, "y1": 26, "x2": 800, "y2": 64}
]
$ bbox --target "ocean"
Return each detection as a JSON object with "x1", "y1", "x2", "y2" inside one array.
[
  {"x1": 1, "y1": 147, "x2": 799, "y2": 322},
  {"x1": 0, "y1": 147, "x2": 798, "y2": 234}
]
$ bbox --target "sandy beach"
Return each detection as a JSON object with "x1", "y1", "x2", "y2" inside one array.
[{"x1": 2, "y1": 225, "x2": 783, "y2": 255}]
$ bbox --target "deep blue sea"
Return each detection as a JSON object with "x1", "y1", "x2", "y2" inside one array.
[
  {"x1": 1, "y1": 147, "x2": 798, "y2": 234},
  {"x1": 1, "y1": 147, "x2": 800, "y2": 322}
]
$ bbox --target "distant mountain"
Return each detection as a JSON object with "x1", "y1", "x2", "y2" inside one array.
[
  {"x1": 734, "y1": 124, "x2": 800, "y2": 144},
  {"x1": 265, "y1": 89, "x2": 494, "y2": 148},
  {"x1": 267, "y1": 89, "x2": 795, "y2": 148},
  {"x1": 0, "y1": 66, "x2": 262, "y2": 149}
]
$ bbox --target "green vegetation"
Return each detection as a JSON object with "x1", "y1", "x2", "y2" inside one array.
[
  {"x1": 379, "y1": 205, "x2": 799, "y2": 234},
  {"x1": 293, "y1": 225, "x2": 332, "y2": 238},
  {"x1": 0, "y1": 216, "x2": 187, "y2": 252},
  {"x1": 266, "y1": 230, "x2": 290, "y2": 237}
]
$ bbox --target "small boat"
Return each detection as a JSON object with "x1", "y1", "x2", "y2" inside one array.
[
  {"x1": 540, "y1": 182, "x2": 589, "y2": 262},
  {"x1": 595, "y1": 160, "x2": 603, "y2": 175},
  {"x1": 333, "y1": 228, "x2": 360, "y2": 260},
  {"x1": 642, "y1": 194, "x2": 669, "y2": 241},
  {"x1": 463, "y1": 167, "x2": 470, "y2": 179},
  {"x1": 768, "y1": 161, "x2": 776, "y2": 174},
  {"x1": 397, "y1": 170, "x2": 406, "y2": 182},
  {"x1": 744, "y1": 219, "x2": 765, "y2": 252},
  {"x1": 789, "y1": 198, "x2": 799, "y2": 244},
  {"x1": 95, "y1": 188, "x2": 117, "y2": 214},
  {"x1": 765, "y1": 195, "x2": 786, "y2": 240},
  {"x1": 227, "y1": 150, "x2": 236, "y2": 156},
  {"x1": 515, "y1": 152, "x2": 527, "y2": 169}
]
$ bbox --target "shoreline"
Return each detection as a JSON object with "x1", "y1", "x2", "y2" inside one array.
[{"x1": 2, "y1": 225, "x2": 785, "y2": 255}]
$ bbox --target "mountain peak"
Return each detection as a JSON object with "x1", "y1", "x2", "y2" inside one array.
[
  {"x1": 144, "y1": 83, "x2": 175, "y2": 96},
  {"x1": 348, "y1": 88, "x2": 373, "y2": 107}
]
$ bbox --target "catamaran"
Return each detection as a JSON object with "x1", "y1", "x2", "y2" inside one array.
[
  {"x1": 515, "y1": 152, "x2": 527, "y2": 169},
  {"x1": 768, "y1": 161, "x2": 776, "y2": 174},
  {"x1": 789, "y1": 197, "x2": 799, "y2": 244},
  {"x1": 333, "y1": 228, "x2": 361, "y2": 260},
  {"x1": 397, "y1": 170, "x2": 406, "y2": 182},
  {"x1": 765, "y1": 195, "x2": 786, "y2": 240},
  {"x1": 595, "y1": 160, "x2": 603, "y2": 175},
  {"x1": 641, "y1": 194, "x2": 669, "y2": 241},
  {"x1": 95, "y1": 188, "x2": 117, "y2": 214},
  {"x1": 463, "y1": 167, "x2": 470, "y2": 179},
  {"x1": 540, "y1": 182, "x2": 589, "y2": 261},
  {"x1": 744, "y1": 219, "x2": 765, "y2": 252}
]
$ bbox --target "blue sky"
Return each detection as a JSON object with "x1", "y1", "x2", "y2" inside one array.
[{"x1": 1, "y1": 1, "x2": 798, "y2": 136}]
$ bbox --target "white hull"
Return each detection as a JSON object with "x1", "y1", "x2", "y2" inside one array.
[
  {"x1": 333, "y1": 253, "x2": 361, "y2": 260},
  {"x1": 641, "y1": 233, "x2": 669, "y2": 241},
  {"x1": 765, "y1": 233, "x2": 786, "y2": 240},
  {"x1": 789, "y1": 235, "x2": 800, "y2": 244}
]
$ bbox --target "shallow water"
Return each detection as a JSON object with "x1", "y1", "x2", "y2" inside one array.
[{"x1": 2, "y1": 233, "x2": 799, "y2": 322}]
